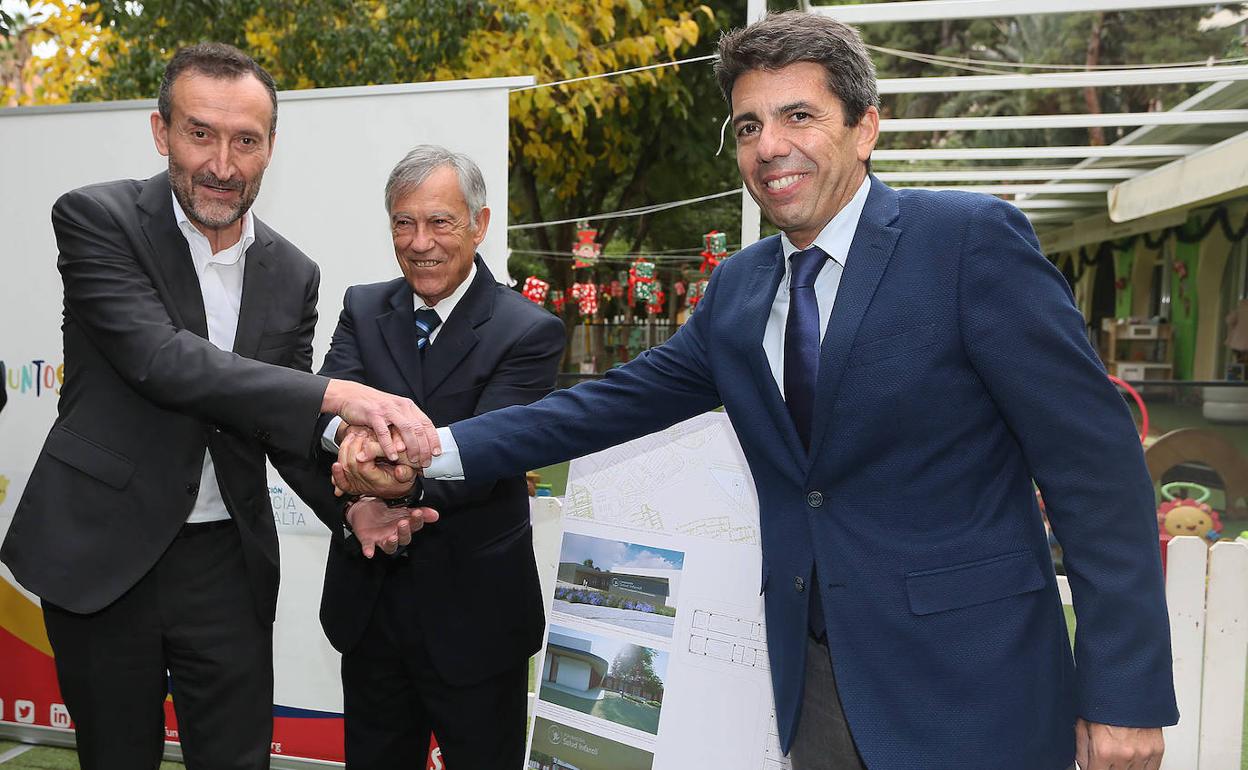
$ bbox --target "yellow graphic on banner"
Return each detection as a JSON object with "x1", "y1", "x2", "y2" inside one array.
[
  {"x1": 0, "y1": 577, "x2": 52, "y2": 656},
  {"x1": 0, "y1": 475, "x2": 7, "y2": 505}
]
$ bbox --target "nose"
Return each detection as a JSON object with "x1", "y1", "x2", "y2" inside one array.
[
  {"x1": 404, "y1": 222, "x2": 436, "y2": 253},
  {"x1": 755, "y1": 122, "x2": 791, "y2": 163},
  {"x1": 207, "y1": 139, "x2": 236, "y2": 180}
]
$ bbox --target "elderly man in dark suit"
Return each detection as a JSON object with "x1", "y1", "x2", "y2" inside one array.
[
  {"x1": 1, "y1": 43, "x2": 436, "y2": 770},
  {"x1": 307, "y1": 145, "x2": 565, "y2": 769},
  {"x1": 340, "y1": 13, "x2": 1177, "y2": 770}
]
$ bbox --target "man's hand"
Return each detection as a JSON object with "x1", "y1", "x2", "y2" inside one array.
[
  {"x1": 333, "y1": 428, "x2": 418, "y2": 499},
  {"x1": 322, "y1": 379, "x2": 440, "y2": 464},
  {"x1": 1075, "y1": 718, "x2": 1163, "y2": 770},
  {"x1": 346, "y1": 497, "x2": 439, "y2": 559}
]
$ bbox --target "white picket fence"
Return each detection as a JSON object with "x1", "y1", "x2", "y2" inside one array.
[{"x1": 1058, "y1": 537, "x2": 1248, "y2": 769}]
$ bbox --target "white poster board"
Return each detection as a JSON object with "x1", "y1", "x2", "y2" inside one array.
[{"x1": 528, "y1": 413, "x2": 790, "y2": 770}]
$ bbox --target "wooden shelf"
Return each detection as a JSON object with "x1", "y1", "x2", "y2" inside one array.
[{"x1": 1101, "y1": 319, "x2": 1173, "y2": 381}]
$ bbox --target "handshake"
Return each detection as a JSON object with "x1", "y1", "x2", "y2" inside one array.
[{"x1": 322, "y1": 380, "x2": 446, "y2": 560}]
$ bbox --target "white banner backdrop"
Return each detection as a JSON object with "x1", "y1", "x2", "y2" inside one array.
[{"x1": 0, "y1": 75, "x2": 528, "y2": 764}]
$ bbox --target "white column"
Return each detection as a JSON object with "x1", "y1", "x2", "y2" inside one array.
[{"x1": 740, "y1": 0, "x2": 768, "y2": 249}]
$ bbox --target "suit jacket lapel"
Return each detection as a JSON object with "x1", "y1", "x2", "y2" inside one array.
[
  {"x1": 376, "y1": 279, "x2": 427, "y2": 402},
  {"x1": 421, "y1": 256, "x2": 493, "y2": 397},
  {"x1": 232, "y1": 221, "x2": 276, "y2": 358},
  {"x1": 737, "y1": 242, "x2": 807, "y2": 470},
  {"x1": 137, "y1": 172, "x2": 208, "y2": 337},
  {"x1": 807, "y1": 177, "x2": 901, "y2": 462}
]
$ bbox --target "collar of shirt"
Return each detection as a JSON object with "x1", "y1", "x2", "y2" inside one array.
[
  {"x1": 778, "y1": 174, "x2": 872, "y2": 272},
  {"x1": 171, "y1": 191, "x2": 255, "y2": 272},
  {"x1": 413, "y1": 260, "x2": 479, "y2": 330}
]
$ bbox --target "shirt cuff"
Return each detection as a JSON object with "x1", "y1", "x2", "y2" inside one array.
[
  {"x1": 321, "y1": 416, "x2": 344, "y2": 453},
  {"x1": 424, "y1": 426, "x2": 465, "y2": 480}
]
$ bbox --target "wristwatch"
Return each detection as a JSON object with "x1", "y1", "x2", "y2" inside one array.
[{"x1": 381, "y1": 479, "x2": 423, "y2": 509}]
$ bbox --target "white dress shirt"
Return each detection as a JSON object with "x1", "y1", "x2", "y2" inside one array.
[
  {"x1": 172, "y1": 193, "x2": 254, "y2": 523},
  {"x1": 321, "y1": 263, "x2": 478, "y2": 453},
  {"x1": 423, "y1": 176, "x2": 874, "y2": 480}
]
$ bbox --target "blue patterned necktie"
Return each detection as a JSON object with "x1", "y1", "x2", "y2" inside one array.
[
  {"x1": 414, "y1": 308, "x2": 441, "y2": 353},
  {"x1": 784, "y1": 246, "x2": 829, "y2": 450}
]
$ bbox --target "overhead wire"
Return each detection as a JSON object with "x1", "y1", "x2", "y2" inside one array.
[
  {"x1": 507, "y1": 189, "x2": 741, "y2": 231},
  {"x1": 504, "y1": 38, "x2": 1242, "y2": 232}
]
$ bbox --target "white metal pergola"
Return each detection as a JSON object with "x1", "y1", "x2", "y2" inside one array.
[{"x1": 734, "y1": 0, "x2": 1248, "y2": 256}]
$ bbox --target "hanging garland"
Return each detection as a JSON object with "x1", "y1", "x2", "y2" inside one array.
[{"x1": 1059, "y1": 204, "x2": 1248, "y2": 284}]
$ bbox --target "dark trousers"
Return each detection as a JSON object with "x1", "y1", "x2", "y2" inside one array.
[
  {"x1": 43, "y1": 521, "x2": 273, "y2": 770},
  {"x1": 789, "y1": 635, "x2": 868, "y2": 770},
  {"x1": 342, "y1": 561, "x2": 529, "y2": 770}
]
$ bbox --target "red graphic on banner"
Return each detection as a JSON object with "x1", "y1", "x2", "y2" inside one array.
[{"x1": 1, "y1": 617, "x2": 447, "y2": 764}]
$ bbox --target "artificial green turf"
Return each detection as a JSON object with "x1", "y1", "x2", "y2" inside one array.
[
  {"x1": 531, "y1": 462, "x2": 569, "y2": 497},
  {"x1": 0, "y1": 745, "x2": 181, "y2": 768}
]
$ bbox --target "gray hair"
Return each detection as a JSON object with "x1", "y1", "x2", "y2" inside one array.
[
  {"x1": 384, "y1": 145, "x2": 488, "y2": 227},
  {"x1": 714, "y1": 11, "x2": 879, "y2": 127}
]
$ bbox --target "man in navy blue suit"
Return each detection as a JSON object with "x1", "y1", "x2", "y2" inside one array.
[
  {"x1": 308, "y1": 146, "x2": 565, "y2": 769},
  {"x1": 336, "y1": 13, "x2": 1176, "y2": 770}
]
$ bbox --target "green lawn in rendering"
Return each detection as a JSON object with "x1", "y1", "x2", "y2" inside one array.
[{"x1": 540, "y1": 684, "x2": 661, "y2": 735}]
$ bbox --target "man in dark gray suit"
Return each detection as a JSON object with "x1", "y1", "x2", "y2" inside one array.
[{"x1": 0, "y1": 43, "x2": 437, "y2": 770}]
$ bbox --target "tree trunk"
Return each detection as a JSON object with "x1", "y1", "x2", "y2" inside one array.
[{"x1": 1084, "y1": 12, "x2": 1107, "y2": 147}]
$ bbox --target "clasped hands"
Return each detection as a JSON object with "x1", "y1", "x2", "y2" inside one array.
[{"x1": 334, "y1": 423, "x2": 435, "y2": 559}]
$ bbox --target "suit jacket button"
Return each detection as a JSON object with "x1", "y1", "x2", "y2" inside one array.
[
  {"x1": 807, "y1": 491, "x2": 824, "y2": 508},
  {"x1": 794, "y1": 576, "x2": 806, "y2": 593},
  {"x1": 186, "y1": 482, "x2": 199, "y2": 496}
]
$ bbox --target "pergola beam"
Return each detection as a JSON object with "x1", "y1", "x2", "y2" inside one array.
[
  {"x1": 1109, "y1": 130, "x2": 1248, "y2": 221},
  {"x1": 1007, "y1": 199, "x2": 1104, "y2": 210},
  {"x1": 895, "y1": 183, "x2": 1114, "y2": 195},
  {"x1": 878, "y1": 66, "x2": 1248, "y2": 95},
  {"x1": 880, "y1": 109, "x2": 1248, "y2": 133},
  {"x1": 875, "y1": 168, "x2": 1141, "y2": 182},
  {"x1": 873, "y1": 145, "x2": 1200, "y2": 161},
  {"x1": 808, "y1": 0, "x2": 1223, "y2": 25},
  {"x1": 1021, "y1": 211, "x2": 1088, "y2": 223}
]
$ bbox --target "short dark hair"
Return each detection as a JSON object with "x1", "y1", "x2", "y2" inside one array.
[
  {"x1": 714, "y1": 11, "x2": 879, "y2": 127},
  {"x1": 158, "y1": 43, "x2": 278, "y2": 133}
]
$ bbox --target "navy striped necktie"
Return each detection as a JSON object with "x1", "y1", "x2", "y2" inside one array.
[
  {"x1": 784, "y1": 246, "x2": 829, "y2": 450},
  {"x1": 414, "y1": 308, "x2": 441, "y2": 353}
]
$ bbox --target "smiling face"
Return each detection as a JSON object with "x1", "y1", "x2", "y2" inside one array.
[
  {"x1": 731, "y1": 61, "x2": 879, "y2": 249},
  {"x1": 390, "y1": 165, "x2": 490, "y2": 306},
  {"x1": 1164, "y1": 506, "x2": 1214, "y2": 537},
  {"x1": 151, "y1": 71, "x2": 274, "y2": 243}
]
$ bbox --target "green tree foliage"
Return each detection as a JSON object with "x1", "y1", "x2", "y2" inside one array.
[
  {"x1": 76, "y1": 0, "x2": 489, "y2": 100},
  {"x1": 610, "y1": 643, "x2": 663, "y2": 697},
  {"x1": 9, "y1": 1, "x2": 1244, "y2": 329},
  {"x1": 49, "y1": 0, "x2": 743, "y2": 327},
  {"x1": 858, "y1": 3, "x2": 1245, "y2": 154}
]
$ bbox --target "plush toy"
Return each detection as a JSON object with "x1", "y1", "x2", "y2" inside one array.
[{"x1": 1157, "y1": 497, "x2": 1223, "y2": 544}]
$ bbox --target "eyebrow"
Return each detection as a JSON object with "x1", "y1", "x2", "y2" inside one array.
[
  {"x1": 778, "y1": 100, "x2": 813, "y2": 114},
  {"x1": 391, "y1": 210, "x2": 459, "y2": 221},
  {"x1": 185, "y1": 115, "x2": 262, "y2": 139},
  {"x1": 732, "y1": 101, "x2": 815, "y2": 126}
]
